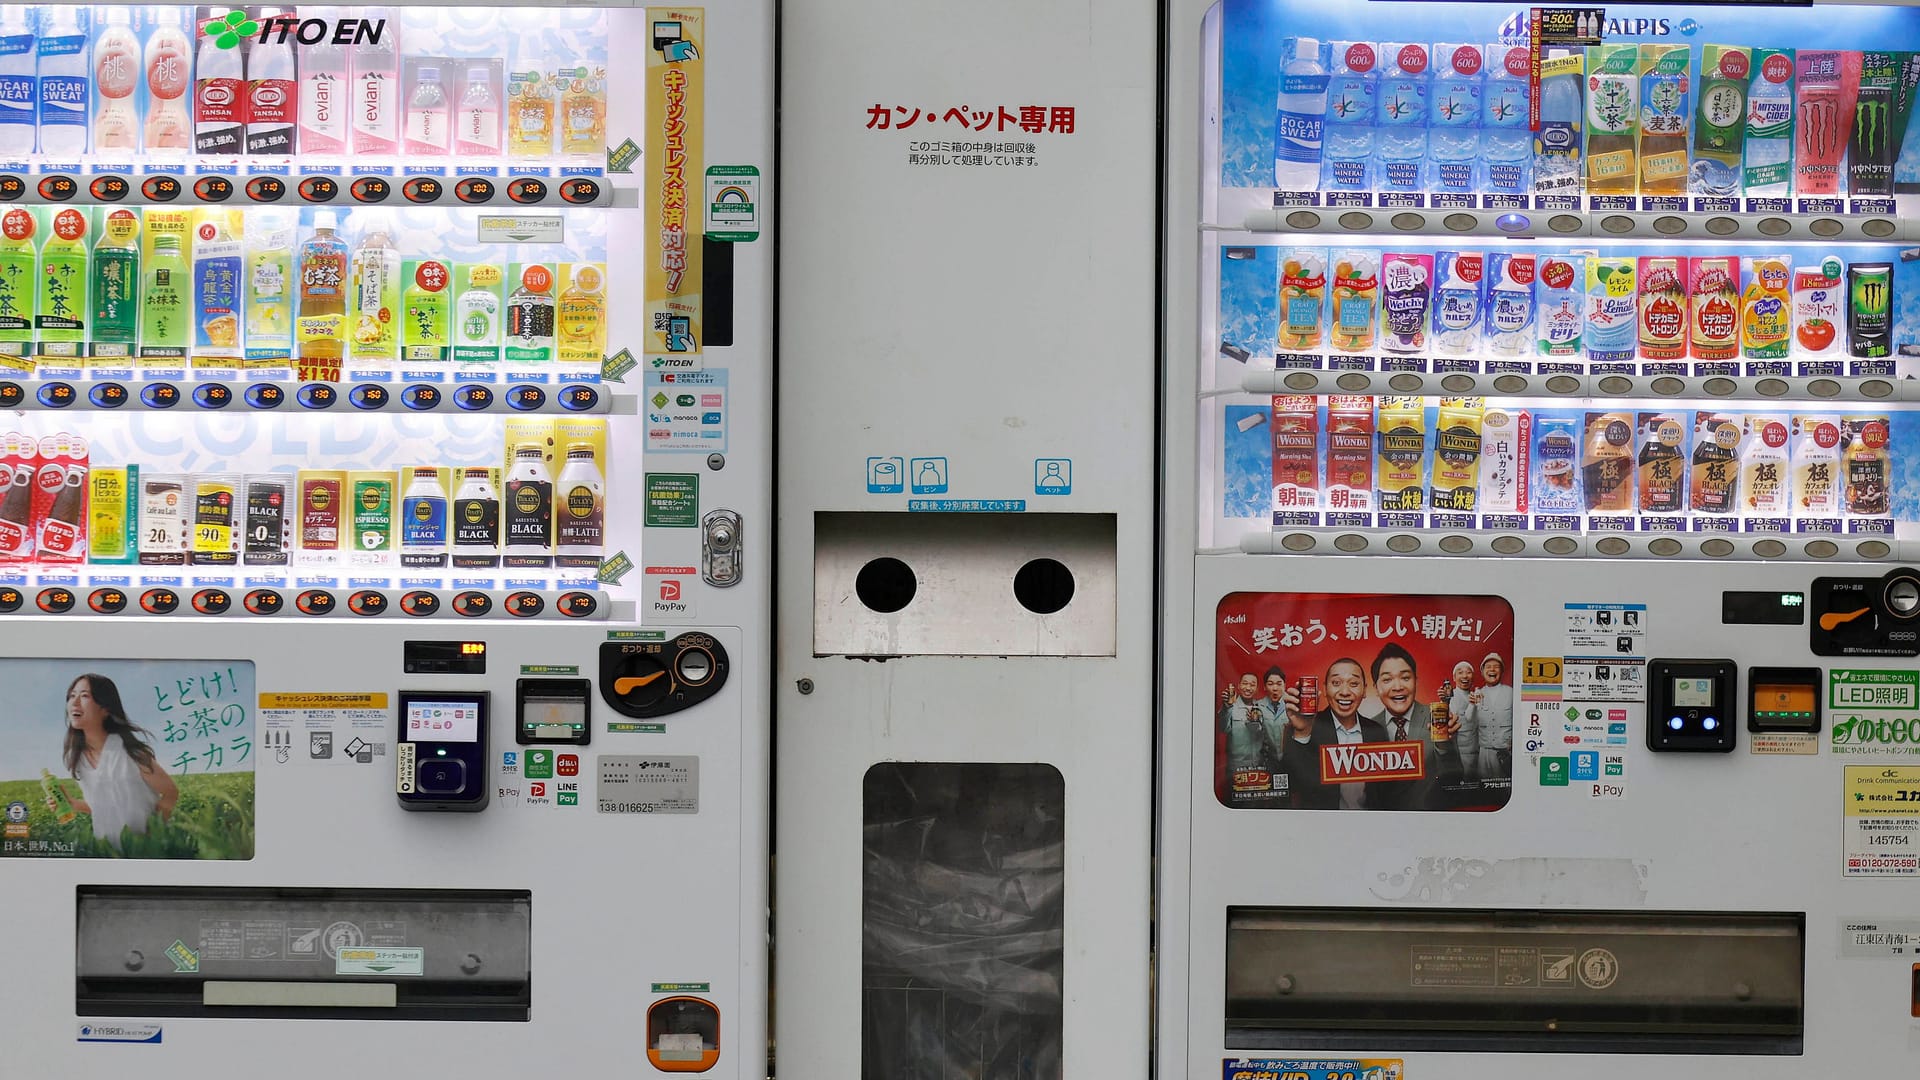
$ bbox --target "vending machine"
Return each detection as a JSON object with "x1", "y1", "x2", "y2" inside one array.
[
  {"x1": 1, "y1": 2, "x2": 771, "y2": 1075},
  {"x1": 1166, "y1": 0, "x2": 1920, "y2": 1075}
]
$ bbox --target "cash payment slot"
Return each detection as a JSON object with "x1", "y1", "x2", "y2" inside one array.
[
  {"x1": 600, "y1": 635, "x2": 730, "y2": 718},
  {"x1": 76, "y1": 886, "x2": 532, "y2": 1021},
  {"x1": 1811, "y1": 567, "x2": 1920, "y2": 657}
]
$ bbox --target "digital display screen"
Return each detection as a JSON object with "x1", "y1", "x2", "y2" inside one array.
[
  {"x1": 406, "y1": 700, "x2": 482, "y2": 743},
  {"x1": 1672, "y1": 677, "x2": 1715, "y2": 709}
]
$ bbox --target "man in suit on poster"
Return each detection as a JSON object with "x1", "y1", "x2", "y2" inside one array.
[
  {"x1": 1280, "y1": 656, "x2": 1388, "y2": 810},
  {"x1": 1362, "y1": 642, "x2": 1461, "y2": 810}
]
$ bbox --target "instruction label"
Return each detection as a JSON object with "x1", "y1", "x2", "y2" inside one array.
[
  {"x1": 1844, "y1": 765, "x2": 1920, "y2": 876},
  {"x1": 258, "y1": 692, "x2": 390, "y2": 766},
  {"x1": 335, "y1": 947, "x2": 425, "y2": 976}
]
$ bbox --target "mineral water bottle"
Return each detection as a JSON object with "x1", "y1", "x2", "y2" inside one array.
[
  {"x1": 1427, "y1": 44, "x2": 1481, "y2": 194},
  {"x1": 1272, "y1": 36, "x2": 1328, "y2": 190}
]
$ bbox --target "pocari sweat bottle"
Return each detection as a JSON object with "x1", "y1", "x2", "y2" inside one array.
[
  {"x1": 1319, "y1": 41, "x2": 1378, "y2": 191},
  {"x1": 0, "y1": 7, "x2": 33, "y2": 157},
  {"x1": 1480, "y1": 43, "x2": 1532, "y2": 198},
  {"x1": 1272, "y1": 36, "x2": 1328, "y2": 191},
  {"x1": 1375, "y1": 43, "x2": 1430, "y2": 193},
  {"x1": 36, "y1": 6, "x2": 87, "y2": 157},
  {"x1": 1427, "y1": 44, "x2": 1482, "y2": 196}
]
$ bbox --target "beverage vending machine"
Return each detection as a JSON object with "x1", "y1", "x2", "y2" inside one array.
[
  {"x1": 1165, "y1": 0, "x2": 1920, "y2": 1075},
  {"x1": 0, "y1": 2, "x2": 771, "y2": 1075}
]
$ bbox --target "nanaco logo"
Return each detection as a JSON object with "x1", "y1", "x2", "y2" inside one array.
[{"x1": 204, "y1": 10, "x2": 389, "y2": 49}]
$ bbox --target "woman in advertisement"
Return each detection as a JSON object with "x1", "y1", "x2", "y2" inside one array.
[{"x1": 46, "y1": 674, "x2": 178, "y2": 843}]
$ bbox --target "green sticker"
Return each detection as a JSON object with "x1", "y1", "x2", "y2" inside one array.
[
  {"x1": 651, "y1": 982, "x2": 712, "y2": 994},
  {"x1": 1539, "y1": 757, "x2": 1569, "y2": 787},
  {"x1": 602, "y1": 347, "x2": 636, "y2": 383},
  {"x1": 166, "y1": 939, "x2": 200, "y2": 973},
  {"x1": 596, "y1": 550, "x2": 635, "y2": 585},
  {"x1": 524, "y1": 749, "x2": 554, "y2": 779},
  {"x1": 607, "y1": 629, "x2": 666, "y2": 641},
  {"x1": 608, "y1": 722, "x2": 668, "y2": 734},
  {"x1": 520, "y1": 665, "x2": 580, "y2": 675},
  {"x1": 608, "y1": 138, "x2": 641, "y2": 174},
  {"x1": 646, "y1": 474, "x2": 699, "y2": 527},
  {"x1": 704, "y1": 165, "x2": 759, "y2": 242}
]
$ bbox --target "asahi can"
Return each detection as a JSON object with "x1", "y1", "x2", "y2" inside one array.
[{"x1": 1297, "y1": 676, "x2": 1320, "y2": 714}]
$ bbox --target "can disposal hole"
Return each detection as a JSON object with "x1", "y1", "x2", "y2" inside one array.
[{"x1": 855, "y1": 557, "x2": 917, "y2": 613}]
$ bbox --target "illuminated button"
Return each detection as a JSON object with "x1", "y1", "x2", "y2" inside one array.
[
  {"x1": 504, "y1": 591, "x2": 544, "y2": 618},
  {"x1": 0, "y1": 585, "x2": 18, "y2": 612},
  {"x1": 298, "y1": 176, "x2": 338, "y2": 202},
  {"x1": 295, "y1": 589, "x2": 336, "y2": 616},
  {"x1": 0, "y1": 175, "x2": 23, "y2": 200},
  {"x1": 36, "y1": 587, "x2": 75, "y2": 614},
  {"x1": 140, "y1": 382, "x2": 181, "y2": 409},
  {"x1": 454, "y1": 384, "x2": 493, "y2": 410},
  {"x1": 243, "y1": 589, "x2": 284, "y2": 615},
  {"x1": 88, "y1": 382, "x2": 129, "y2": 409},
  {"x1": 557, "y1": 384, "x2": 599, "y2": 411},
  {"x1": 89, "y1": 175, "x2": 129, "y2": 201},
  {"x1": 192, "y1": 383, "x2": 233, "y2": 409},
  {"x1": 350, "y1": 176, "x2": 391, "y2": 203},
  {"x1": 348, "y1": 384, "x2": 389, "y2": 410},
  {"x1": 87, "y1": 588, "x2": 127, "y2": 614},
  {"x1": 190, "y1": 588, "x2": 231, "y2": 615},
  {"x1": 138, "y1": 588, "x2": 179, "y2": 614},
  {"x1": 141, "y1": 175, "x2": 182, "y2": 202},
  {"x1": 402, "y1": 177, "x2": 443, "y2": 204},
  {"x1": 347, "y1": 590, "x2": 388, "y2": 616},
  {"x1": 401, "y1": 384, "x2": 441, "y2": 411},
  {"x1": 559, "y1": 177, "x2": 600, "y2": 204},
  {"x1": 192, "y1": 175, "x2": 234, "y2": 202},
  {"x1": 36, "y1": 381, "x2": 75, "y2": 408},
  {"x1": 452, "y1": 590, "x2": 492, "y2": 617},
  {"x1": 0, "y1": 382, "x2": 20, "y2": 407},
  {"x1": 507, "y1": 178, "x2": 547, "y2": 203},
  {"x1": 454, "y1": 177, "x2": 494, "y2": 204},
  {"x1": 399, "y1": 590, "x2": 440, "y2": 616},
  {"x1": 557, "y1": 591, "x2": 598, "y2": 618},
  {"x1": 506, "y1": 385, "x2": 545, "y2": 411},
  {"x1": 243, "y1": 384, "x2": 284, "y2": 410},
  {"x1": 295, "y1": 383, "x2": 337, "y2": 410},
  {"x1": 36, "y1": 174, "x2": 76, "y2": 201},
  {"x1": 676, "y1": 647, "x2": 713, "y2": 684},
  {"x1": 245, "y1": 176, "x2": 286, "y2": 202}
]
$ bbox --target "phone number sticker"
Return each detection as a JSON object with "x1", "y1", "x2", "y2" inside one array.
[
  {"x1": 1844, "y1": 765, "x2": 1920, "y2": 876},
  {"x1": 1224, "y1": 1060, "x2": 1403, "y2": 1080}
]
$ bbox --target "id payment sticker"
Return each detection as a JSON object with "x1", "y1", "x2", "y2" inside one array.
[{"x1": 1224, "y1": 1060, "x2": 1403, "y2": 1080}]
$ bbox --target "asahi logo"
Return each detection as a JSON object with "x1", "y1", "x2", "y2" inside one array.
[
  {"x1": 1321, "y1": 740, "x2": 1425, "y2": 784},
  {"x1": 204, "y1": 10, "x2": 389, "y2": 49}
]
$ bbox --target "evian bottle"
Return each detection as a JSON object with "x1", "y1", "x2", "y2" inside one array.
[
  {"x1": 296, "y1": 15, "x2": 349, "y2": 154},
  {"x1": 350, "y1": 7, "x2": 399, "y2": 154}
]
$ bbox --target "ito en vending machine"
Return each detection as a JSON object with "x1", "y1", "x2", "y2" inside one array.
[
  {"x1": 1166, "y1": 0, "x2": 1920, "y2": 1075},
  {"x1": 0, "y1": 2, "x2": 770, "y2": 1075}
]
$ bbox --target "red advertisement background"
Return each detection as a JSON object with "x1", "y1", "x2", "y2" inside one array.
[{"x1": 1213, "y1": 592, "x2": 1515, "y2": 809}]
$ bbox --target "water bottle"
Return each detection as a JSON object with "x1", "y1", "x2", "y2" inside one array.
[
  {"x1": 1533, "y1": 51, "x2": 1583, "y2": 194},
  {"x1": 0, "y1": 7, "x2": 35, "y2": 158},
  {"x1": 36, "y1": 5, "x2": 87, "y2": 157},
  {"x1": 1319, "y1": 42, "x2": 1377, "y2": 191},
  {"x1": 1427, "y1": 44, "x2": 1482, "y2": 195},
  {"x1": 1375, "y1": 43, "x2": 1430, "y2": 193},
  {"x1": 1480, "y1": 43, "x2": 1532, "y2": 197},
  {"x1": 1272, "y1": 36, "x2": 1328, "y2": 191}
]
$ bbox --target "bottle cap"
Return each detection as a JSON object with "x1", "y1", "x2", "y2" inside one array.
[
  {"x1": 566, "y1": 442, "x2": 595, "y2": 458},
  {"x1": 410, "y1": 466, "x2": 438, "y2": 478},
  {"x1": 468, "y1": 65, "x2": 492, "y2": 83},
  {"x1": 1292, "y1": 37, "x2": 1320, "y2": 61},
  {"x1": 313, "y1": 209, "x2": 339, "y2": 231},
  {"x1": 463, "y1": 466, "x2": 492, "y2": 477},
  {"x1": 515, "y1": 446, "x2": 544, "y2": 458},
  {"x1": 153, "y1": 234, "x2": 179, "y2": 250},
  {"x1": 419, "y1": 65, "x2": 440, "y2": 82}
]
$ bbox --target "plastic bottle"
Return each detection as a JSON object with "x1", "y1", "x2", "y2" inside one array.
[
  {"x1": 142, "y1": 7, "x2": 190, "y2": 152},
  {"x1": 503, "y1": 444, "x2": 552, "y2": 566},
  {"x1": 1427, "y1": 44, "x2": 1482, "y2": 195},
  {"x1": 1375, "y1": 43, "x2": 1430, "y2": 193},
  {"x1": 1484, "y1": 252, "x2": 1535, "y2": 357},
  {"x1": 350, "y1": 8, "x2": 400, "y2": 154},
  {"x1": 0, "y1": 8, "x2": 35, "y2": 158},
  {"x1": 192, "y1": 9, "x2": 242, "y2": 154},
  {"x1": 1480, "y1": 44, "x2": 1532, "y2": 197},
  {"x1": 1534, "y1": 52, "x2": 1583, "y2": 194},
  {"x1": 350, "y1": 211, "x2": 400, "y2": 364},
  {"x1": 90, "y1": 207, "x2": 139, "y2": 353},
  {"x1": 455, "y1": 64, "x2": 498, "y2": 156},
  {"x1": 399, "y1": 466, "x2": 448, "y2": 567},
  {"x1": 1272, "y1": 36, "x2": 1328, "y2": 191},
  {"x1": 1536, "y1": 254, "x2": 1585, "y2": 358},
  {"x1": 92, "y1": 6, "x2": 139, "y2": 152},
  {"x1": 1584, "y1": 44, "x2": 1640, "y2": 195},
  {"x1": 245, "y1": 14, "x2": 296, "y2": 155},
  {"x1": 139, "y1": 232, "x2": 188, "y2": 354},
  {"x1": 403, "y1": 63, "x2": 448, "y2": 155},
  {"x1": 36, "y1": 206, "x2": 87, "y2": 355},
  {"x1": 1320, "y1": 43, "x2": 1377, "y2": 191},
  {"x1": 295, "y1": 23, "x2": 348, "y2": 154},
  {"x1": 244, "y1": 209, "x2": 295, "y2": 358},
  {"x1": 1431, "y1": 250, "x2": 1484, "y2": 357},
  {"x1": 507, "y1": 40, "x2": 551, "y2": 157},
  {"x1": 36, "y1": 6, "x2": 87, "y2": 157},
  {"x1": 295, "y1": 210, "x2": 349, "y2": 365}
]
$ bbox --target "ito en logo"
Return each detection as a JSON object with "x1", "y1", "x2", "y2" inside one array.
[{"x1": 203, "y1": 10, "x2": 259, "y2": 49}]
